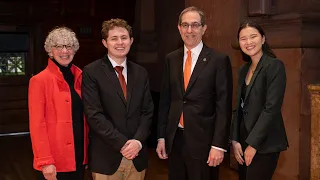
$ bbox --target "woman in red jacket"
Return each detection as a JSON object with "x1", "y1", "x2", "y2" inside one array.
[{"x1": 28, "y1": 26, "x2": 88, "y2": 180}]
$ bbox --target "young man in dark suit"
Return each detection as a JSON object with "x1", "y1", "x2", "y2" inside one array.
[
  {"x1": 156, "y1": 6, "x2": 233, "y2": 180},
  {"x1": 82, "y1": 18, "x2": 154, "y2": 180}
]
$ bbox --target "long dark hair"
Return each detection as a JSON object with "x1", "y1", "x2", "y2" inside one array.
[{"x1": 237, "y1": 20, "x2": 276, "y2": 62}]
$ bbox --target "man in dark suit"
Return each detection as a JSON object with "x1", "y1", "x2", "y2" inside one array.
[
  {"x1": 156, "y1": 6, "x2": 233, "y2": 180},
  {"x1": 82, "y1": 18, "x2": 154, "y2": 180}
]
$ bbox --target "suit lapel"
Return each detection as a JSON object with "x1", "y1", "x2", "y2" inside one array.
[
  {"x1": 185, "y1": 45, "x2": 210, "y2": 94},
  {"x1": 126, "y1": 61, "x2": 134, "y2": 111},
  {"x1": 235, "y1": 63, "x2": 250, "y2": 109},
  {"x1": 101, "y1": 56, "x2": 127, "y2": 106},
  {"x1": 175, "y1": 48, "x2": 185, "y2": 95},
  {"x1": 244, "y1": 54, "x2": 267, "y2": 102}
]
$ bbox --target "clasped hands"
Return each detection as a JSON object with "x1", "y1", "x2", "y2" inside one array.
[
  {"x1": 121, "y1": 139, "x2": 142, "y2": 160},
  {"x1": 232, "y1": 140, "x2": 256, "y2": 166}
]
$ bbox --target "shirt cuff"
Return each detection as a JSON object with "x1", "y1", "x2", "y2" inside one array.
[
  {"x1": 158, "y1": 138, "x2": 165, "y2": 141},
  {"x1": 134, "y1": 139, "x2": 142, "y2": 149},
  {"x1": 211, "y1": 146, "x2": 227, "y2": 152}
]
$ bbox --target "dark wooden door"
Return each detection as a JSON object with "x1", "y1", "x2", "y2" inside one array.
[{"x1": 0, "y1": 25, "x2": 36, "y2": 179}]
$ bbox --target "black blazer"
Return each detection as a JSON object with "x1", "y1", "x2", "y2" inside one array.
[
  {"x1": 158, "y1": 45, "x2": 233, "y2": 159},
  {"x1": 231, "y1": 54, "x2": 288, "y2": 153},
  {"x1": 82, "y1": 55, "x2": 154, "y2": 175}
]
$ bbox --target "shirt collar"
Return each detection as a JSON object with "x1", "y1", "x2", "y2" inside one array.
[
  {"x1": 184, "y1": 41, "x2": 203, "y2": 57},
  {"x1": 108, "y1": 55, "x2": 127, "y2": 70}
]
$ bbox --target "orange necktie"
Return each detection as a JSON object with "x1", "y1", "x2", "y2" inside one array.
[
  {"x1": 114, "y1": 66, "x2": 127, "y2": 99},
  {"x1": 179, "y1": 50, "x2": 192, "y2": 127}
]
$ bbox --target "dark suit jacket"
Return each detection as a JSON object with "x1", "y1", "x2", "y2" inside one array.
[
  {"x1": 158, "y1": 45, "x2": 233, "y2": 159},
  {"x1": 82, "y1": 55, "x2": 154, "y2": 175},
  {"x1": 231, "y1": 54, "x2": 288, "y2": 153}
]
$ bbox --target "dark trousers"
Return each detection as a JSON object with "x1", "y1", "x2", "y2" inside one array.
[
  {"x1": 238, "y1": 117, "x2": 280, "y2": 180},
  {"x1": 36, "y1": 165, "x2": 85, "y2": 180},
  {"x1": 238, "y1": 152, "x2": 280, "y2": 180},
  {"x1": 168, "y1": 128, "x2": 219, "y2": 180}
]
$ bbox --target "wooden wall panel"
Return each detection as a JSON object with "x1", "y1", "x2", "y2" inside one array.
[
  {"x1": 0, "y1": 100, "x2": 27, "y2": 110},
  {"x1": 0, "y1": 0, "x2": 137, "y2": 134},
  {"x1": 0, "y1": 2, "x2": 29, "y2": 17},
  {"x1": 0, "y1": 86, "x2": 28, "y2": 101},
  {"x1": 0, "y1": 109, "x2": 28, "y2": 125}
]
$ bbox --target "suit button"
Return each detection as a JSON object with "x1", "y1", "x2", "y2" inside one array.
[
  {"x1": 183, "y1": 100, "x2": 187, "y2": 104},
  {"x1": 243, "y1": 110, "x2": 248, "y2": 116},
  {"x1": 65, "y1": 100, "x2": 69, "y2": 102}
]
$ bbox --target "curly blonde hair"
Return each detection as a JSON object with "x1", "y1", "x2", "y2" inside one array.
[{"x1": 44, "y1": 26, "x2": 80, "y2": 54}]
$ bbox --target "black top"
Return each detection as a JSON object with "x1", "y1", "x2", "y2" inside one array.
[
  {"x1": 51, "y1": 59, "x2": 84, "y2": 167},
  {"x1": 239, "y1": 82, "x2": 248, "y2": 148}
]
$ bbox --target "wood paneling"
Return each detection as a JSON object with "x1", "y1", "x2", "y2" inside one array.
[
  {"x1": 0, "y1": 0, "x2": 136, "y2": 134},
  {"x1": 0, "y1": 109, "x2": 28, "y2": 125},
  {"x1": 0, "y1": 100, "x2": 27, "y2": 110},
  {"x1": 248, "y1": 0, "x2": 273, "y2": 16},
  {"x1": 0, "y1": 2, "x2": 29, "y2": 17},
  {"x1": 0, "y1": 86, "x2": 28, "y2": 101},
  {"x1": 184, "y1": 0, "x2": 320, "y2": 179}
]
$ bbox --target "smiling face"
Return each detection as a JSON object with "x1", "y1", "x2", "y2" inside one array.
[
  {"x1": 44, "y1": 27, "x2": 79, "y2": 67},
  {"x1": 49, "y1": 44, "x2": 75, "y2": 67},
  {"x1": 102, "y1": 26, "x2": 133, "y2": 63},
  {"x1": 239, "y1": 26, "x2": 265, "y2": 60},
  {"x1": 178, "y1": 11, "x2": 207, "y2": 50}
]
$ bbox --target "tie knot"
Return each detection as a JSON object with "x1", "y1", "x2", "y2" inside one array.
[
  {"x1": 187, "y1": 50, "x2": 192, "y2": 56},
  {"x1": 114, "y1": 66, "x2": 124, "y2": 74}
]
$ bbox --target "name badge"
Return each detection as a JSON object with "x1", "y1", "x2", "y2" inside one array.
[{"x1": 241, "y1": 98, "x2": 244, "y2": 108}]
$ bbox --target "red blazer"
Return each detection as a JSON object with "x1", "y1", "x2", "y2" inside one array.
[{"x1": 28, "y1": 59, "x2": 88, "y2": 172}]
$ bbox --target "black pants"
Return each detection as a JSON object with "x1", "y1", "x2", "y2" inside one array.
[
  {"x1": 36, "y1": 165, "x2": 85, "y2": 180},
  {"x1": 168, "y1": 128, "x2": 219, "y2": 180},
  {"x1": 238, "y1": 152, "x2": 280, "y2": 180},
  {"x1": 238, "y1": 117, "x2": 280, "y2": 180}
]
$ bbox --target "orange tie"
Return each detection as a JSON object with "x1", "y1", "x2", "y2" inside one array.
[
  {"x1": 114, "y1": 66, "x2": 127, "y2": 99},
  {"x1": 179, "y1": 50, "x2": 192, "y2": 127}
]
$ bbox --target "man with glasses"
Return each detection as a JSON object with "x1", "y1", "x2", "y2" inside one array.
[{"x1": 156, "y1": 6, "x2": 233, "y2": 180}]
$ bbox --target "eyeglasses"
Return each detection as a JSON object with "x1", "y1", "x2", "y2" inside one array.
[
  {"x1": 53, "y1": 45, "x2": 73, "y2": 51},
  {"x1": 180, "y1": 22, "x2": 203, "y2": 30}
]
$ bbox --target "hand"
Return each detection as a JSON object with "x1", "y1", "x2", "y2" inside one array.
[
  {"x1": 121, "y1": 140, "x2": 141, "y2": 160},
  {"x1": 156, "y1": 139, "x2": 168, "y2": 159},
  {"x1": 207, "y1": 148, "x2": 224, "y2": 167},
  {"x1": 244, "y1": 145, "x2": 257, "y2": 166},
  {"x1": 42, "y1": 164, "x2": 57, "y2": 180},
  {"x1": 232, "y1": 140, "x2": 244, "y2": 165}
]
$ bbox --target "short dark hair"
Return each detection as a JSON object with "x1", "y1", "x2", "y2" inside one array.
[
  {"x1": 237, "y1": 19, "x2": 276, "y2": 62},
  {"x1": 178, "y1": 6, "x2": 206, "y2": 26},
  {"x1": 101, "y1": 18, "x2": 132, "y2": 40}
]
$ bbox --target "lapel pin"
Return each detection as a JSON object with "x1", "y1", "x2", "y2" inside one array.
[{"x1": 203, "y1": 58, "x2": 207, "y2": 62}]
